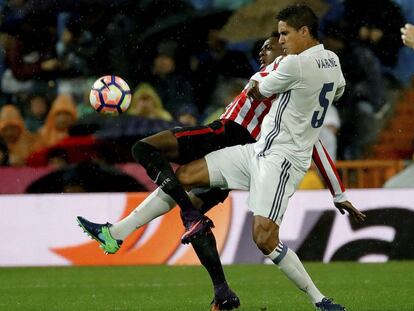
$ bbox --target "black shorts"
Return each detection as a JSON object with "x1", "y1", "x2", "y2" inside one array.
[{"x1": 171, "y1": 119, "x2": 255, "y2": 164}]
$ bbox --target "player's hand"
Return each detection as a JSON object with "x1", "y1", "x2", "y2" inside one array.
[
  {"x1": 334, "y1": 200, "x2": 366, "y2": 223},
  {"x1": 247, "y1": 80, "x2": 265, "y2": 100}
]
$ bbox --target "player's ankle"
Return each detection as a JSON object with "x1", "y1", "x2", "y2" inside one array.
[
  {"x1": 214, "y1": 282, "x2": 229, "y2": 295},
  {"x1": 181, "y1": 209, "x2": 202, "y2": 223}
]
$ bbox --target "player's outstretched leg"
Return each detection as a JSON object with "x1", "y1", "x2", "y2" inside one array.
[
  {"x1": 132, "y1": 139, "x2": 213, "y2": 241},
  {"x1": 315, "y1": 298, "x2": 346, "y2": 311},
  {"x1": 76, "y1": 216, "x2": 122, "y2": 254}
]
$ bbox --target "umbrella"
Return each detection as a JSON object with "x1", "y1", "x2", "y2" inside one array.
[{"x1": 219, "y1": 0, "x2": 330, "y2": 42}]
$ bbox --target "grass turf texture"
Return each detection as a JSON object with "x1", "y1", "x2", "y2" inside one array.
[{"x1": 0, "y1": 262, "x2": 412, "y2": 311}]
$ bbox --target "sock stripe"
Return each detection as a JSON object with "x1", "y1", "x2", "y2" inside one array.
[
  {"x1": 273, "y1": 243, "x2": 288, "y2": 264},
  {"x1": 276, "y1": 241, "x2": 284, "y2": 251}
]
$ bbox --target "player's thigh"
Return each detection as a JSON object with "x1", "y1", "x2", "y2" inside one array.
[
  {"x1": 171, "y1": 120, "x2": 225, "y2": 164},
  {"x1": 249, "y1": 155, "x2": 305, "y2": 226},
  {"x1": 205, "y1": 144, "x2": 253, "y2": 190},
  {"x1": 172, "y1": 120, "x2": 253, "y2": 164},
  {"x1": 176, "y1": 158, "x2": 210, "y2": 189}
]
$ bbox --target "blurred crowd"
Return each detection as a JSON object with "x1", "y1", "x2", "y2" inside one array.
[{"x1": 0, "y1": 0, "x2": 413, "y2": 190}]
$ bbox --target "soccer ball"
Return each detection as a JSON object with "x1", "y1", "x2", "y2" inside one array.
[{"x1": 89, "y1": 75, "x2": 132, "y2": 114}]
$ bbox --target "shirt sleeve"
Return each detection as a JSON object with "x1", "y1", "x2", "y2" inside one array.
[
  {"x1": 334, "y1": 71, "x2": 346, "y2": 102},
  {"x1": 258, "y1": 55, "x2": 302, "y2": 97},
  {"x1": 250, "y1": 72, "x2": 262, "y2": 82},
  {"x1": 312, "y1": 139, "x2": 347, "y2": 203}
]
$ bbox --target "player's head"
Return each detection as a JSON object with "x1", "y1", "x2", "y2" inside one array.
[
  {"x1": 276, "y1": 4, "x2": 319, "y2": 55},
  {"x1": 258, "y1": 32, "x2": 283, "y2": 68}
]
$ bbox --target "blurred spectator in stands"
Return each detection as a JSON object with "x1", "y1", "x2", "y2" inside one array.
[
  {"x1": 185, "y1": 0, "x2": 252, "y2": 10},
  {"x1": 0, "y1": 137, "x2": 9, "y2": 166},
  {"x1": 391, "y1": 1, "x2": 414, "y2": 84},
  {"x1": 24, "y1": 93, "x2": 50, "y2": 132},
  {"x1": 46, "y1": 147, "x2": 69, "y2": 170},
  {"x1": 203, "y1": 78, "x2": 246, "y2": 125},
  {"x1": 1, "y1": 12, "x2": 61, "y2": 102},
  {"x1": 26, "y1": 160, "x2": 147, "y2": 193},
  {"x1": 0, "y1": 0, "x2": 26, "y2": 35},
  {"x1": 322, "y1": 21, "x2": 384, "y2": 159},
  {"x1": 149, "y1": 40, "x2": 197, "y2": 120},
  {"x1": 56, "y1": 15, "x2": 94, "y2": 77},
  {"x1": 401, "y1": 23, "x2": 414, "y2": 49},
  {"x1": 343, "y1": 0, "x2": 404, "y2": 68},
  {"x1": 190, "y1": 28, "x2": 253, "y2": 113},
  {"x1": 74, "y1": 77, "x2": 97, "y2": 119},
  {"x1": 176, "y1": 104, "x2": 198, "y2": 126},
  {"x1": 39, "y1": 94, "x2": 77, "y2": 147},
  {"x1": 128, "y1": 83, "x2": 173, "y2": 121},
  {"x1": 55, "y1": 12, "x2": 115, "y2": 104},
  {"x1": 319, "y1": 105, "x2": 340, "y2": 161},
  {"x1": 391, "y1": 0, "x2": 414, "y2": 81},
  {"x1": 0, "y1": 104, "x2": 43, "y2": 166}
]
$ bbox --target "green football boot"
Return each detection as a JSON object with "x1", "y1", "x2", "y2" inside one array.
[{"x1": 76, "y1": 216, "x2": 122, "y2": 254}]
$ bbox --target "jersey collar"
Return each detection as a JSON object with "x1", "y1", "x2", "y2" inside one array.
[{"x1": 299, "y1": 44, "x2": 324, "y2": 56}]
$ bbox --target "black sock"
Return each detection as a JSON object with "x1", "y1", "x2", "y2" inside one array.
[
  {"x1": 191, "y1": 230, "x2": 228, "y2": 291},
  {"x1": 132, "y1": 141, "x2": 200, "y2": 221}
]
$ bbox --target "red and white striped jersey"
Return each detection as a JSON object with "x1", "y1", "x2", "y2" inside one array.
[
  {"x1": 220, "y1": 56, "x2": 284, "y2": 140},
  {"x1": 219, "y1": 56, "x2": 347, "y2": 202}
]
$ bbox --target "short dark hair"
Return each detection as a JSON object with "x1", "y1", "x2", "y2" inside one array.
[
  {"x1": 270, "y1": 31, "x2": 280, "y2": 39},
  {"x1": 276, "y1": 4, "x2": 319, "y2": 39}
]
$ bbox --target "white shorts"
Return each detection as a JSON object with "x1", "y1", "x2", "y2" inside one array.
[{"x1": 205, "y1": 144, "x2": 305, "y2": 225}]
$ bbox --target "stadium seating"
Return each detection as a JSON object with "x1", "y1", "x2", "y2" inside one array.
[
  {"x1": 336, "y1": 160, "x2": 405, "y2": 188},
  {"x1": 372, "y1": 88, "x2": 414, "y2": 159}
]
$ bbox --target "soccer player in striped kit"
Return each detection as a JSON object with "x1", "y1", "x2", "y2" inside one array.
[
  {"x1": 169, "y1": 4, "x2": 367, "y2": 310},
  {"x1": 77, "y1": 25, "x2": 362, "y2": 310}
]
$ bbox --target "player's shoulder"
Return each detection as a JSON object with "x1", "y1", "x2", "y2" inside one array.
[
  {"x1": 323, "y1": 48, "x2": 341, "y2": 61},
  {"x1": 280, "y1": 54, "x2": 300, "y2": 65},
  {"x1": 278, "y1": 54, "x2": 301, "y2": 72}
]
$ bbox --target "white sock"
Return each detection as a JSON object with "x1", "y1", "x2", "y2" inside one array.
[
  {"x1": 109, "y1": 188, "x2": 176, "y2": 240},
  {"x1": 267, "y1": 242, "x2": 324, "y2": 304}
]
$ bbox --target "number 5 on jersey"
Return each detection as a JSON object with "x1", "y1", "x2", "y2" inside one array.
[{"x1": 311, "y1": 82, "x2": 334, "y2": 128}]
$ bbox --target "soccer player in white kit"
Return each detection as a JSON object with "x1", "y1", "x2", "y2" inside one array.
[{"x1": 175, "y1": 4, "x2": 366, "y2": 311}]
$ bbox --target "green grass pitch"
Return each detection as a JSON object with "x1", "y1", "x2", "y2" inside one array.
[{"x1": 1, "y1": 262, "x2": 412, "y2": 311}]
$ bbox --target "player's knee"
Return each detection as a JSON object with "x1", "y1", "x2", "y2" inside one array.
[
  {"x1": 131, "y1": 141, "x2": 156, "y2": 163},
  {"x1": 253, "y1": 231, "x2": 279, "y2": 254},
  {"x1": 254, "y1": 235, "x2": 280, "y2": 255},
  {"x1": 252, "y1": 218, "x2": 280, "y2": 255}
]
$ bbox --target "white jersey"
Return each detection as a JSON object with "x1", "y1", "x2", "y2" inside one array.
[{"x1": 255, "y1": 44, "x2": 345, "y2": 171}]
